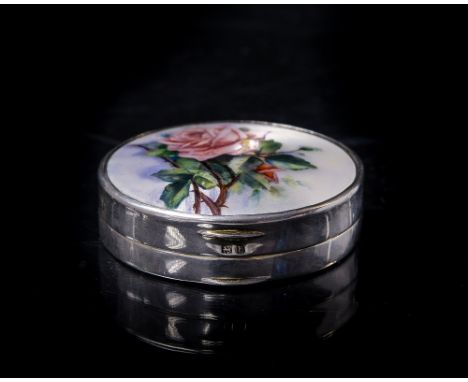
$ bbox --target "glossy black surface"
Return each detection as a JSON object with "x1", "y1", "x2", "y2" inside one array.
[{"x1": 4, "y1": 6, "x2": 468, "y2": 377}]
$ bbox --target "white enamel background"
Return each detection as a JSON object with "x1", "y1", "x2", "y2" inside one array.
[{"x1": 106, "y1": 122, "x2": 357, "y2": 216}]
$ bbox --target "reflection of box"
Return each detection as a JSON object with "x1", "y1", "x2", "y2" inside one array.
[
  {"x1": 98, "y1": 121, "x2": 363, "y2": 285},
  {"x1": 99, "y1": 247, "x2": 359, "y2": 355}
]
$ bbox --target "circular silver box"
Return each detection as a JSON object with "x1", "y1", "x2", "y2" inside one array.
[{"x1": 98, "y1": 121, "x2": 363, "y2": 285}]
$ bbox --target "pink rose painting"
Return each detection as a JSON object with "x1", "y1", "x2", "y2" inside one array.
[
  {"x1": 160, "y1": 125, "x2": 259, "y2": 161},
  {"x1": 136, "y1": 125, "x2": 318, "y2": 215}
]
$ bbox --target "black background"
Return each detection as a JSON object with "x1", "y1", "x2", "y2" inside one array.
[{"x1": 3, "y1": 5, "x2": 468, "y2": 377}]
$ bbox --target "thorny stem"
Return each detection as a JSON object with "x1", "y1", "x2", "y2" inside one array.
[
  {"x1": 223, "y1": 162, "x2": 237, "y2": 180},
  {"x1": 160, "y1": 155, "x2": 178, "y2": 168},
  {"x1": 216, "y1": 174, "x2": 239, "y2": 207},
  {"x1": 225, "y1": 174, "x2": 239, "y2": 188},
  {"x1": 191, "y1": 182, "x2": 201, "y2": 214},
  {"x1": 216, "y1": 186, "x2": 228, "y2": 208},
  {"x1": 201, "y1": 161, "x2": 225, "y2": 206},
  {"x1": 200, "y1": 193, "x2": 221, "y2": 215},
  {"x1": 202, "y1": 161, "x2": 239, "y2": 209}
]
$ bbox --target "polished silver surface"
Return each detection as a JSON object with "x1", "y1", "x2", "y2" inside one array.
[
  {"x1": 98, "y1": 121, "x2": 363, "y2": 284},
  {"x1": 99, "y1": 181, "x2": 362, "y2": 257},
  {"x1": 99, "y1": 247, "x2": 358, "y2": 354},
  {"x1": 100, "y1": 217, "x2": 360, "y2": 285}
]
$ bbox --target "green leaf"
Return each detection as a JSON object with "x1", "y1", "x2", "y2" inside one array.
[
  {"x1": 152, "y1": 168, "x2": 192, "y2": 182},
  {"x1": 160, "y1": 180, "x2": 191, "y2": 209},
  {"x1": 227, "y1": 156, "x2": 250, "y2": 174},
  {"x1": 266, "y1": 154, "x2": 316, "y2": 170},
  {"x1": 299, "y1": 146, "x2": 321, "y2": 151},
  {"x1": 243, "y1": 156, "x2": 263, "y2": 170},
  {"x1": 269, "y1": 185, "x2": 285, "y2": 197},
  {"x1": 193, "y1": 171, "x2": 217, "y2": 190},
  {"x1": 205, "y1": 160, "x2": 233, "y2": 184},
  {"x1": 239, "y1": 171, "x2": 271, "y2": 190},
  {"x1": 251, "y1": 189, "x2": 261, "y2": 203},
  {"x1": 209, "y1": 154, "x2": 232, "y2": 164},
  {"x1": 146, "y1": 143, "x2": 177, "y2": 158},
  {"x1": 230, "y1": 180, "x2": 244, "y2": 194},
  {"x1": 228, "y1": 156, "x2": 263, "y2": 174},
  {"x1": 259, "y1": 139, "x2": 282, "y2": 154},
  {"x1": 282, "y1": 176, "x2": 299, "y2": 187},
  {"x1": 175, "y1": 157, "x2": 202, "y2": 172},
  {"x1": 147, "y1": 147, "x2": 167, "y2": 157}
]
